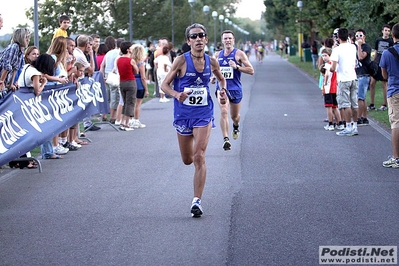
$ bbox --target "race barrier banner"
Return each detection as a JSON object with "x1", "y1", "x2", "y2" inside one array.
[{"x1": 0, "y1": 72, "x2": 109, "y2": 166}]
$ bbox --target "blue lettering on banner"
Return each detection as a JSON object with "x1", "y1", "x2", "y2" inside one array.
[{"x1": 0, "y1": 72, "x2": 109, "y2": 166}]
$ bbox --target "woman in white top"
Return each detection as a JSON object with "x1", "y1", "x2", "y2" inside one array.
[
  {"x1": 18, "y1": 53, "x2": 54, "y2": 95},
  {"x1": 154, "y1": 46, "x2": 172, "y2": 102}
]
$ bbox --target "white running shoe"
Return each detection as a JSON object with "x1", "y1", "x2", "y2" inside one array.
[
  {"x1": 324, "y1": 124, "x2": 334, "y2": 131},
  {"x1": 132, "y1": 120, "x2": 146, "y2": 128},
  {"x1": 191, "y1": 197, "x2": 203, "y2": 217}
]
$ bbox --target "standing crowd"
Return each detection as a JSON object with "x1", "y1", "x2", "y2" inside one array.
[{"x1": 316, "y1": 24, "x2": 399, "y2": 168}]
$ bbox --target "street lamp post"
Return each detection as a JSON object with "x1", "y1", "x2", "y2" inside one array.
[
  {"x1": 203, "y1": 5, "x2": 209, "y2": 29},
  {"x1": 188, "y1": 0, "x2": 195, "y2": 24},
  {"x1": 297, "y1": 0, "x2": 303, "y2": 62},
  {"x1": 219, "y1": 14, "x2": 224, "y2": 35},
  {"x1": 212, "y1": 11, "x2": 218, "y2": 46},
  {"x1": 172, "y1": 0, "x2": 175, "y2": 43},
  {"x1": 224, "y1": 18, "x2": 229, "y2": 30},
  {"x1": 129, "y1": 0, "x2": 133, "y2": 42}
]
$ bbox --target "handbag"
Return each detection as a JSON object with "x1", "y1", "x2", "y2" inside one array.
[{"x1": 105, "y1": 71, "x2": 120, "y2": 87}]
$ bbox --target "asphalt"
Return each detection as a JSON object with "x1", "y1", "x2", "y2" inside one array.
[{"x1": 1, "y1": 52, "x2": 398, "y2": 266}]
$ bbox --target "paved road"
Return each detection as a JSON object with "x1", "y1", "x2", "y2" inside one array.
[{"x1": 1, "y1": 52, "x2": 398, "y2": 266}]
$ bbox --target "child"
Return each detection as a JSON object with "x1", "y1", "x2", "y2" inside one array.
[
  {"x1": 52, "y1": 15, "x2": 71, "y2": 41},
  {"x1": 320, "y1": 48, "x2": 344, "y2": 131}
]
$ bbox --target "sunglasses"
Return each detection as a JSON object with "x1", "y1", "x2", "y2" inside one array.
[
  {"x1": 188, "y1": 33, "x2": 207, "y2": 39},
  {"x1": 355, "y1": 34, "x2": 364, "y2": 38}
]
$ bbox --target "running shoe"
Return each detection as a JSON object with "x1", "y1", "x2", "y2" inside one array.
[
  {"x1": 367, "y1": 104, "x2": 376, "y2": 111},
  {"x1": 232, "y1": 124, "x2": 240, "y2": 140},
  {"x1": 336, "y1": 124, "x2": 345, "y2": 130},
  {"x1": 223, "y1": 137, "x2": 231, "y2": 150},
  {"x1": 324, "y1": 124, "x2": 334, "y2": 131},
  {"x1": 361, "y1": 118, "x2": 369, "y2": 126},
  {"x1": 378, "y1": 105, "x2": 388, "y2": 111},
  {"x1": 352, "y1": 128, "x2": 358, "y2": 136},
  {"x1": 382, "y1": 156, "x2": 399, "y2": 168},
  {"x1": 191, "y1": 197, "x2": 203, "y2": 217},
  {"x1": 132, "y1": 120, "x2": 146, "y2": 128},
  {"x1": 336, "y1": 128, "x2": 354, "y2": 136}
]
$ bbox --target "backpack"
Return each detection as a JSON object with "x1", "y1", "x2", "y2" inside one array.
[
  {"x1": 388, "y1": 47, "x2": 399, "y2": 61},
  {"x1": 367, "y1": 61, "x2": 379, "y2": 78}
]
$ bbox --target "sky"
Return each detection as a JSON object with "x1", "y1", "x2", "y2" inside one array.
[{"x1": 0, "y1": 0, "x2": 266, "y2": 35}]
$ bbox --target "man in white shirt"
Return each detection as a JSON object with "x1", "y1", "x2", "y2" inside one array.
[{"x1": 330, "y1": 28, "x2": 359, "y2": 136}]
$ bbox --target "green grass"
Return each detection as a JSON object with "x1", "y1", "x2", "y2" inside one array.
[{"x1": 289, "y1": 55, "x2": 390, "y2": 128}]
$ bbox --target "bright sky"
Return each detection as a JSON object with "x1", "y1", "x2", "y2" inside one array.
[{"x1": 0, "y1": 0, "x2": 266, "y2": 35}]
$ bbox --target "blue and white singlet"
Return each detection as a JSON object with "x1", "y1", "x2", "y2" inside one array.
[
  {"x1": 173, "y1": 52, "x2": 213, "y2": 120},
  {"x1": 216, "y1": 48, "x2": 242, "y2": 91}
]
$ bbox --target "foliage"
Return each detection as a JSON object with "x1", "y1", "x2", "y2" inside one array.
[
  {"x1": 24, "y1": 0, "x2": 251, "y2": 52},
  {"x1": 263, "y1": 0, "x2": 398, "y2": 47}
]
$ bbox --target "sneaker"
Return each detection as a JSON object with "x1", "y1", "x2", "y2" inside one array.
[
  {"x1": 361, "y1": 118, "x2": 369, "y2": 126},
  {"x1": 382, "y1": 156, "x2": 399, "y2": 168},
  {"x1": 191, "y1": 197, "x2": 203, "y2": 217},
  {"x1": 71, "y1": 141, "x2": 82, "y2": 148},
  {"x1": 378, "y1": 105, "x2": 388, "y2": 111},
  {"x1": 115, "y1": 120, "x2": 121, "y2": 126},
  {"x1": 324, "y1": 124, "x2": 335, "y2": 131},
  {"x1": 367, "y1": 104, "x2": 376, "y2": 111},
  {"x1": 132, "y1": 120, "x2": 146, "y2": 129},
  {"x1": 232, "y1": 125, "x2": 240, "y2": 139},
  {"x1": 357, "y1": 118, "x2": 363, "y2": 126},
  {"x1": 336, "y1": 128, "x2": 354, "y2": 136},
  {"x1": 223, "y1": 138, "x2": 231, "y2": 150},
  {"x1": 84, "y1": 125, "x2": 101, "y2": 131},
  {"x1": 63, "y1": 141, "x2": 79, "y2": 151},
  {"x1": 352, "y1": 128, "x2": 358, "y2": 136},
  {"x1": 54, "y1": 144, "x2": 69, "y2": 155},
  {"x1": 336, "y1": 124, "x2": 345, "y2": 130},
  {"x1": 124, "y1": 126, "x2": 134, "y2": 131}
]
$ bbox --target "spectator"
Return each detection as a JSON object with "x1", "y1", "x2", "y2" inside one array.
[
  {"x1": 330, "y1": 28, "x2": 359, "y2": 136},
  {"x1": 52, "y1": 15, "x2": 70, "y2": 41},
  {"x1": 369, "y1": 24, "x2": 394, "y2": 111},
  {"x1": 354, "y1": 29, "x2": 371, "y2": 126},
  {"x1": 0, "y1": 28, "x2": 31, "y2": 96},
  {"x1": 154, "y1": 46, "x2": 172, "y2": 102},
  {"x1": 130, "y1": 44, "x2": 149, "y2": 128},
  {"x1": 100, "y1": 36, "x2": 123, "y2": 124},
  {"x1": 96, "y1": 43, "x2": 108, "y2": 68},
  {"x1": 116, "y1": 41, "x2": 138, "y2": 131},
  {"x1": 311, "y1": 41, "x2": 319, "y2": 69},
  {"x1": 380, "y1": 23, "x2": 399, "y2": 168}
]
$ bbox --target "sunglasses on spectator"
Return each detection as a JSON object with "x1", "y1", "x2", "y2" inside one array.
[
  {"x1": 188, "y1": 33, "x2": 207, "y2": 39},
  {"x1": 355, "y1": 34, "x2": 364, "y2": 38}
]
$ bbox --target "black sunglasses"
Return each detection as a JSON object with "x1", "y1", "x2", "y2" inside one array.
[{"x1": 188, "y1": 33, "x2": 207, "y2": 39}]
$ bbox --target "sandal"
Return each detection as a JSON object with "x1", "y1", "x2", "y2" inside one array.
[
  {"x1": 47, "y1": 155, "x2": 63, "y2": 159},
  {"x1": 75, "y1": 140, "x2": 89, "y2": 145}
]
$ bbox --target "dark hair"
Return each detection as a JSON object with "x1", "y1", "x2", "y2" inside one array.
[
  {"x1": 185, "y1": 23, "x2": 207, "y2": 40},
  {"x1": 162, "y1": 46, "x2": 170, "y2": 55},
  {"x1": 221, "y1": 30, "x2": 235, "y2": 37},
  {"x1": 104, "y1": 36, "x2": 115, "y2": 50},
  {"x1": 59, "y1": 15, "x2": 70, "y2": 24},
  {"x1": 319, "y1": 63, "x2": 326, "y2": 75},
  {"x1": 355, "y1": 29, "x2": 366, "y2": 36},
  {"x1": 392, "y1": 23, "x2": 399, "y2": 39},
  {"x1": 116, "y1": 38, "x2": 125, "y2": 48},
  {"x1": 32, "y1": 54, "x2": 55, "y2": 76},
  {"x1": 120, "y1": 41, "x2": 132, "y2": 54},
  {"x1": 338, "y1": 28, "x2": 349, "y2": 41},
  {"x1": 382, "y1": 24, "x2": 391, "y2": 30},
  {"x1": 324, "y1": 38, "x2": 334, "y2": 48},
  {"x1": 97, "y1": 43, "x2": 108, "y2": 55}
]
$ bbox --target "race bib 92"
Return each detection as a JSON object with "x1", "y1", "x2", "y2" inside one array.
[{"x1": 183, "y1": 87, "x2": 208, "y2": 106}]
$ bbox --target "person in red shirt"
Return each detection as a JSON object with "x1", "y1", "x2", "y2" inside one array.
[
  {"x1": 320, "y1": 48, "x2": 344, "y2": 131},
  {"x1": 116, "y1": 41, "x2": 138, "y2": 131}
]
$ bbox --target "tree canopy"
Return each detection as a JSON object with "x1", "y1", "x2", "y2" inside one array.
[
  {"x1": 25, "y1": 0, "x2": 267, "y2": 51},
  {"x1": 263, "y1": 0, "x2": 399, "y2": 46}
]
